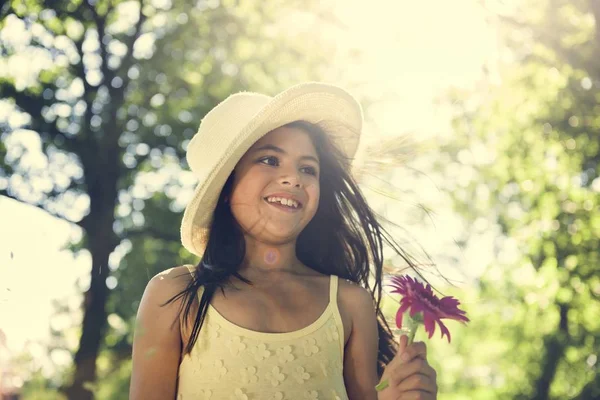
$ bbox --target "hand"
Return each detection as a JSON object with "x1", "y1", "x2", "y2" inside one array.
[{"x1": 377, "y1": 335, "x2": 438, "y2": 400}]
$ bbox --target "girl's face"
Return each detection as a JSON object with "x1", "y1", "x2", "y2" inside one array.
[{"x1": 229, "y1": 126, "x2": 320, "y2": 244}]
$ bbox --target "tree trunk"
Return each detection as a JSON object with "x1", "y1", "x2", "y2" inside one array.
[
  {"x1": 63, "y1": 251, "x2": 110, "y2": 400},
  {"x1": 64, "y1": 150, "x2": 120, "y2": 400},
  {"x1": 533, "y1": 304, "x2": 569, "y2": 399}
]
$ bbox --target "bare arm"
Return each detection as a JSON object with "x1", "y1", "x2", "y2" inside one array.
[
  {"x1": 341, "y1": 284, "x2": 380, "y2": 400},
  {"x1": 339, "y1": 283, "x2": 438, "y2": 399},
  {"x1": 129, "y1": 267, "x2": 190, "y2": 400}
]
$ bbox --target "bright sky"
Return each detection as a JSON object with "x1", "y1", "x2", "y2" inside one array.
[
  {"x1": 327, "y1": 0, "x2": 499, "y2": 283},
  {"x1": 0, "y1": 0, "x2": 499, "y2": 374},
  {"x1": 329, "y1": 0, "x2": 498, "y2": 137}
]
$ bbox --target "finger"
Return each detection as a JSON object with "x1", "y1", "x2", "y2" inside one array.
[
  {"x1": 398, "y1": 391, "x2": 436, "y2": 400},
  {"x1": 382, "y1": 335, "x2": 409, "y2": 374},
  {"x1": 398, "y1": 334, "x2": 408, "y2": 354},
  {"x1": 389, "y1": 358, "x2": 435, "y2": 385},
  {"x1": 399, "y1": 341, "x2": 427, "y2": 364},
  {"x1": 383, "y1": 341, "x2": 427, "y2": 378},
  {"x1": 395, "y1": 373, "x2": 436, "y2": 394}
]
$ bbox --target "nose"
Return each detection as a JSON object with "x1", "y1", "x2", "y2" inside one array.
[{"x1": 278, "y1": 169, "x2": 302, "y2": 188}]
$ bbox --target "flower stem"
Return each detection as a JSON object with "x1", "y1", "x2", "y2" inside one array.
[
  {"x1": 375, "y1": 324, "x2": 420, "y2": 392},
  {"x1": 407, "y1": 323, "x2": 418, "y2": 345},
  {"x1": 375, "y1": 379, "x2": 389, "y2": 392}
]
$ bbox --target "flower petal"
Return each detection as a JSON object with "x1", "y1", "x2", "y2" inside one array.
[
  {"x1": 395, "y1": 308, "x2": 404, "y2": 329},
  {"x1": 423, "y1": 311, "x2": 436, "y2": 339},
  {"x1": 387, "y1": 274, "x2": 468, "y2": 343},
  {"x1": 438, "y1": 319, "x2": 452, "y2": 342}
]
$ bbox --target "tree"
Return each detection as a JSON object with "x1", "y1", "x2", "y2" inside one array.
[
  {"x1": 0, "y1": 0, "x2": 337, "y2": 398},
  {"x1": 431, "y1": 0, "x2": 600, "y2": 398}
]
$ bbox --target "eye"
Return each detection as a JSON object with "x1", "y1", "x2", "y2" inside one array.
[
  {"x1": 301, "y1": 166, "x2": 318, "y2": 176},
  {"x1": 258, "y1": 156, "x2": 279, "y2": 166},
  {"x1": 258, "y1": 156, "x2": 318, "y2": 176}
]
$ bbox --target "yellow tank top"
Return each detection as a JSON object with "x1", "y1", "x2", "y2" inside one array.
[{"x1": 177, "y1": 266, "x2": 348, "y2": 400}]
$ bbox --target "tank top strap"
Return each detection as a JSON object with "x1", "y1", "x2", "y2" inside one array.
[
  {"x1": 329, "y1": 275, "x2": 345, "y2": 359},
  {"x1": 329, "y1": 275, "x2": 339, "y2": 305},
  {"x1": 184, "y1": 265, "x2": 205, "y2": 302},
  {"x1": 184, "y1": 264, "x2": 195, "y2": 279}
]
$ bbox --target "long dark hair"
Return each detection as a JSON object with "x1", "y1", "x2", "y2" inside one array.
[{"x1": 168, "y1": 120, "x2": 422, "y2": 376}]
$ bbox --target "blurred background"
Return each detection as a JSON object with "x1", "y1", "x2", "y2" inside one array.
[{"x1": 0, "y1": 0, "x2": 598, "y2": 399}]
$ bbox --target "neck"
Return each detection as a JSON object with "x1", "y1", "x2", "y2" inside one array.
[{"x1": 239, "y1": 235, "x2": 302, "y2": 275}]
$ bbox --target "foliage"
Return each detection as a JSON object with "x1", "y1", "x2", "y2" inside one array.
[
  {"x1": 429, "y1": 1, "x2": 600, "y2": 398},
  {"x1": 0, "y1": 0, "x2": 336, "y2": 397}
]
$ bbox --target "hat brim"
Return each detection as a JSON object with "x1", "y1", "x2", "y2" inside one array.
[{"x1": 180, "y1": 82, "x2": 363, "y2": 257}]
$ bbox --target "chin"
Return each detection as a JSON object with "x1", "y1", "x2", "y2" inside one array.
[
  {"x1": 263, "y1": 230, "x2": 300, "y2": 243},
  {"x1": 258, "y1": 225, "x2": 305, "y2": 243}
]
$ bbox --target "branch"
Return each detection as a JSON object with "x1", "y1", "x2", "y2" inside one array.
[
  {"x1": 84, "y1": 1, "x2": 112, "y2": 86},
  {"x1": 101, "y1": 0, "x2": 146, "y2": 156},
  {"x1": 118, "y1": 0, "x2": 146, "y2": 84},
  {"x1": 123, "y1": 226, "x2": 180, "y2": 243},
  {"x1": 523, "y1": 18, "x2": 593, "y2": 72},
  {"x1": 0, "y1": 2, "x2": 13, "y2": 19},
  {"x1": 0, "y1": 82, "x2": 83, "y2": 153},
  {"x1": 71, "y1": 36, "x2": 95, "y2": 94},
  {"x1": 481, "y1": 3, "x2": 598, "y2": 75},
  {"x1": 0, "y1": 190, "x2": 85, "y2": 228},
  {"x1": 43, "y1": 0, "x2": 84, "y2": 20},
  {"x1": 69, "y1": 38, "x2": 99, "y2": 163},
  {"x1": 591, "y1": 0, "x2": 600, "y2": 47},
  {"x1": 574, "y1": 375, "x2": 600, "y2": 399}
]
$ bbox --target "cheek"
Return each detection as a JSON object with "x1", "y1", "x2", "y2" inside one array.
[
  {"x1": 230, "y1": 184, "x2": 254, "y2": 203},
  {"x1": 306, "y1": 182, "x2": 320, "y2": 210},
  {"x1": 230, "y1": 168, "x2": 266, "y2": 201}
]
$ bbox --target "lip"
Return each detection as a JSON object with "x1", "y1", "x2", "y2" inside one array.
[
  {"x1": 264, "y1": 199, "x2": 302, "y2": 213},
  {"x1": 263, "y1": 192, "x2": 304, "y2": 212},
  {"x1": 263, "y1": 192, "x2": 303, "y2": 209}
]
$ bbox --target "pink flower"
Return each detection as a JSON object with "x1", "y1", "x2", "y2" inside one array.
[{"x1": 389, "y1": 275, "x2": 469, "y2": 342}]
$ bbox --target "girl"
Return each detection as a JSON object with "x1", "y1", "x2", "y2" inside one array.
[{"x1": 130, "y1": 83, "x2": 438, "y2": 399}]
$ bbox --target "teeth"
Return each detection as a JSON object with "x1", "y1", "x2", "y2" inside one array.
[{"x1": 266, "y1": 197, "x2": 299, "y2": 208}]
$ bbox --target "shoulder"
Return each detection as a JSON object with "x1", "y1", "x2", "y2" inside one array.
[
  {"x1": 138, "y1": 265, "x2": 197, "y2": 334},
  {"x1": 151, "y1": 264, "x2": 195, "y2": 284},
  {"x1": 338, "y1": 278, "x2": 375, "y2": 315},
  {"x1": 338, "y1": 278, "x2": 374, "y2": 305},
  {"x1": 144, "y1": 265, "x2": 195, "y2": 299},
  {"x1": 130, "y1": 265, "x2": 197, "y2": 399},
  {"x1": 337, "y1": 278, "x2": 377, "y2": 344}
]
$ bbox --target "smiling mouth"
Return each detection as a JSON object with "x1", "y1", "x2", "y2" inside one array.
[{"x1": 263, "y1": 197, "x2": 303, "y2": 211}]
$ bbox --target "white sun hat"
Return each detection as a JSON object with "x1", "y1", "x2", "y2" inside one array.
[{"x1": 180, "y1": 82, "x2": 363, "y2": 257}]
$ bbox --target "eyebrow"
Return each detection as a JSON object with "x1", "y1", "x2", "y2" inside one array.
[{"x1": 252, "y1": 144, "x2": 320, "y2": 164}]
